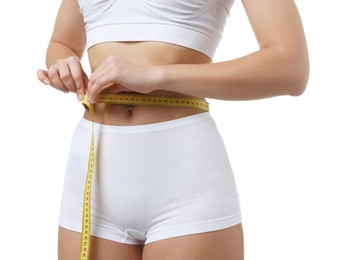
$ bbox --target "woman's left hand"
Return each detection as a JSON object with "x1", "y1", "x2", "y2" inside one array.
[{"x1": 87, "y1": 56, "x2": 159, "y2": 103}]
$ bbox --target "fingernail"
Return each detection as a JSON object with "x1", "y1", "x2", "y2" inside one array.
[
  {"x1": 43, "y1": 79, "x2": 50, "y2": 85},
  {"x1": 88, "y1": 95, "x2": 93, "y2": 104},
  {"x1": 78, "y1": 94, "x2": 83, "y2": 102}
]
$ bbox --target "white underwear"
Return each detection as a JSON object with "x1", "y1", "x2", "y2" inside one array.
[{"x1": 59, "y1": 112, "x2": 242, "y2": 244}]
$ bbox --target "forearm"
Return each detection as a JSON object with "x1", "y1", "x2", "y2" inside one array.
[
  {"x1": 155, "y1": 46, "x2": 309, "y2": 101},
  {"x1": 45, "y1": 41, "x2": 82, "y2": 69},
  {"x1": 154, "y1": 0, "x2": 310, "y2": 101}
]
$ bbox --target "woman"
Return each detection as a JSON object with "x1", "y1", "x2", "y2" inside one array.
[{"x1": 37, "y1": 0, "x2": 309, "y2": 259}]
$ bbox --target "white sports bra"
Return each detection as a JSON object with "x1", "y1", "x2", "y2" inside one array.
[{"x1": 78, "y1": 0, "x2": 235, "y2": 59}]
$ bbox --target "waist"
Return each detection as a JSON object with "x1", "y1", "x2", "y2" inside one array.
[
  {"x1": 85, "y1": 42, "x2": 211, "y2": 125},
  {"x1": 83, "y1": 92, "x2": 209, "y2": 126}
]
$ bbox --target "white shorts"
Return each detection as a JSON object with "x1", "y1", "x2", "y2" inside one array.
[{"x1": 59, "y1": 112, "x2": 242, "y2": 245}]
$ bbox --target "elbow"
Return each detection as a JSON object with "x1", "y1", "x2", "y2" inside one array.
[
  {"x1": 265, "y1": 40, "x2": 310, "y2": 97},
  {"x1": 282, "y1": 48, "x2": 310, "y2": 97},
  {"x1": 289, "y1": 62, "x2": 309, "y2": 97},
  {"x1": 289, "y1": 65, "x2": 309, "y2": 96}
]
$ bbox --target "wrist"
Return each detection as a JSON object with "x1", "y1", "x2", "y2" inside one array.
[{"x1": 147, "y1": 65, "x2": 169, "y2": 92}]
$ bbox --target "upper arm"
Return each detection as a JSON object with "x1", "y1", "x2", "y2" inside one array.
[
  {"x1": 242, "y1": 0, "x2": 307, "y2": 53},
  {"x1": 242, "y1": 0, "x2": 308, "y2": 51},
  {"x1": 241, "y1": 0, "x2": 309, "y2": 91},
  {"x1": 49, "y1": 0, "x2": 86, "y2": 58}
]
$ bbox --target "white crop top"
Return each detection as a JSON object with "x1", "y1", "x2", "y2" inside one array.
[{"x1": 78, "y1": 0, "x2": 235, "y2": 59}]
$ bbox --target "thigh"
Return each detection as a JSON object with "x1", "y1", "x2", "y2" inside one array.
[
  {"x1": 142, "y1": 224, "x2": 244, "y2": 260},
  {"x1": 58, "y1": 226, "x2": 143, "y2": 260}
]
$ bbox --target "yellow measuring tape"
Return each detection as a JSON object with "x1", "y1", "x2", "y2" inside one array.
[
  {"x1": 79, "y1": 93, "x2": 209, "y2": 259},
  {"x1": 80, "y1": 94, "x2": 94, "y2": 260}
]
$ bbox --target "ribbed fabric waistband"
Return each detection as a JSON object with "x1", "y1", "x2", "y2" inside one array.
[{"x1": 79, "y1": 112, "x2": 212, "y2": 134}]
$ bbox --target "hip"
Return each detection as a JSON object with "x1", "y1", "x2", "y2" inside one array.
[
  {"x1": 62, "y1": 112, "x2": 239, "y2": 231},
  {"x1": 66, "y1": 112, "x2": 237, "y2": 196}
]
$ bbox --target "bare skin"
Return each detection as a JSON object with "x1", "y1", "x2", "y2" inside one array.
[
  {"x1": 37, "y1": 0, "x2": 309, "y2": 259},
  {"x1": 59, "y1": 224, "x2": 243, "y2": 260}
]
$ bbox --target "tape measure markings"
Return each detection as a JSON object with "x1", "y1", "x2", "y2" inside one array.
[{"x1": 96, "y1": 93, "x2": 209, "y2": 111}]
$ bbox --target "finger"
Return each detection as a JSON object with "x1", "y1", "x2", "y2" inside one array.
[
  {"x1": 58, "y1": 63, "x2": 77, "y2": 93},
  {"x1": 69, "y1": 65, "x2": 87, "y2": 101},
  {"x1": 36, "y1": 69, "x2": 51, "y2": 85},
  {"x1": 48, "y1": 65, "x2": 69, "y2": 93},
  {"x1": 88, "y1": 72, "x2": 117, "y2": 103},
  {"x1": 88, "y1": 58, "x2": 120, "y2": 102},
  {"x1": 78, "y1": 70, "x2": 89, "y2": 101},
  {"x1": 88, "y1": 56, "x2": 117, "y2": 86}
]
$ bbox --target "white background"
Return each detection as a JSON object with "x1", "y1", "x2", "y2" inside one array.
[{"x1": 0, "y1": 0, "x2": 340, "y2": 259}]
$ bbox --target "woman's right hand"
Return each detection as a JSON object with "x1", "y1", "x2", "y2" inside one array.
[{"x1": 37, "y1": 56, "x2": 89, "y2": 101}]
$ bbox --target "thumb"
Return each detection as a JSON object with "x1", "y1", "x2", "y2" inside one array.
[
  {"x1": 36, "y1": 69, "x2": 50, "y2": 85},
  {"x1": 77, "y1": 70, "x2": 89, "y2": 101}
]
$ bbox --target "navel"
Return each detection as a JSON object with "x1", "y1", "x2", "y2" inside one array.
[{"x1": 126, "y1": 106, "x2": 134, "y2": 118}]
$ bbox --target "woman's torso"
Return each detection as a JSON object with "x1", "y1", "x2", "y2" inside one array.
[{"x1": 84, "y1": 41, "x2": 211, "y2": 125}]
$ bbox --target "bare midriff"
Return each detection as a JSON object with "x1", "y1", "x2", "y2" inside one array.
[{"x1": 83, "y1": 41, "x2": 211, "y2": 126}]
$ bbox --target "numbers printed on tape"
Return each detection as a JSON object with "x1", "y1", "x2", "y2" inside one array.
[
  {"x1": 79, "y1": 97, "x2": 94, "y2": 260},
  {"x1": 96, "y1": 93, "x2": 209, "y2": 111}
]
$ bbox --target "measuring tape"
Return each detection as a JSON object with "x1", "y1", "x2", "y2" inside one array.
[
  {"x1": 96, "y1": 93, "x2": 209, "y2": 111},
  {"x1": 79, "y1": 93, "x2": 209, "y2": 259},
  {"x1": 80, "y1": 95, "x2": 94, "y2": 260}
]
